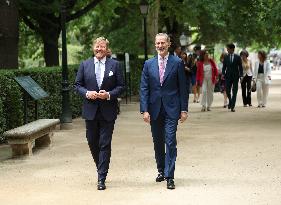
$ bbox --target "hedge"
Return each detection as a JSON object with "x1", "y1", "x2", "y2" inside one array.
[{"x1": 0, "y1": 58, "x2": 144, "y2": 143}]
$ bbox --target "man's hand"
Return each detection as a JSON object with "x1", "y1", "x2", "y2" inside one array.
[
  {"x1": 87, "y1": 91, "x2": 99, "y2": 100},
  {"x1": 180, "y1": 112, "x2": 188, "y2": 123},
  {"x1": 143, "y1": 112, "x2": 150, "y2": 123},
  {"x1": 98, "y1": 90, "x2": 109, "y2": 99}
]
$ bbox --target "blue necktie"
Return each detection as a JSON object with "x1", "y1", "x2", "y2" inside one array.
[{"x1": 96, "y1": 61, "x2": 102, "y2": 88}]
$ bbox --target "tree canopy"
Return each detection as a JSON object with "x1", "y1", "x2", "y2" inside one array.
[{"x1": 1, "y1": 0, "x2": 281, "y2": 69}]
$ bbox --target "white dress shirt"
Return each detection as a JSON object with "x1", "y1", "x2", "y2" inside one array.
[
  {"x1": 230, "y1": 54, "x2": 234, "y2": 63},
  {"x1": 86, "y1": 56, "x2": 110, "y2": 100}
]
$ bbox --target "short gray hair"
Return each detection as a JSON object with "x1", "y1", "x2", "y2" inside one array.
[
  {"x1": 155, "y1": 33, "x2": 171, "y2": 44},
  {"x1": 93, "y1": 37, "x2": 109, "y2": 48}
]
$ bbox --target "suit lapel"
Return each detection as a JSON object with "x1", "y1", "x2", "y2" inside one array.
[
  {"x1": 89, "y1": 58, "x2": 100, "y2": 90},
  {"x1": 152, "y1": 56, "x2": 161, "y2": 85},
  {"x1": 88, "y1": 58, "x2": 98, "y2": 87},
  {"x1": 162, "y1": 55, "x2": 174, "y2": 83},
  {"x1": 100, "y1": 58, "x2": 112, "y2": 89}
]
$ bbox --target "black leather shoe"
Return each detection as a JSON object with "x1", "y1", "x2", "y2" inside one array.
[
  {"x1": 231, "y1": 108, "x2": 235, "y2": 112},
  {"x1": 97, "y1": 180, "x2": 106, "y2": 190},
  {"x1": 156, "y1": 173, "x2": 165, "y2": 182},
  {"x1": 167, "y1": 178, "x2": 175, "y2": 189}
]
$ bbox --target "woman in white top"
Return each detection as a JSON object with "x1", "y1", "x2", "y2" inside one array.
[
  {"x1": 253, "y1": 50, "x2": 271, "y2": 107},
  {"x1": 240, "y1": 50, "x2": 253, "y2": 107}
]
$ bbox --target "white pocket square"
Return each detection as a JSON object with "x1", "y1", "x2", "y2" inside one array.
[{"x1": 109, "y1": 71, "x2": 113, "y2": 76}]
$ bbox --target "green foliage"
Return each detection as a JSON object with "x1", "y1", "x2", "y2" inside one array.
[
  {"x1": 68, "y1": 0, "x2": 144, "y2": 62},
  {"x1": 0, "y1": 98, "x2": 6, "y2": 142},
  {"x1": 16, "y1": 0, "x2": 281, "y2": 70},
  {"x1": 0, "y1": 85, "x2": 6, "y2": 142},
  {"x1": 129, "y1": 58, "x2": 144, "y2": 96},
  {"x1": 18, "y1": 21, "x2": 44, "y2": 68},
  {"x1": 0, "y1": 71, "x2": 24, "y2": 130},
  {"x1": 0, "y1": 65, "x2": 83, "y2": 143}
]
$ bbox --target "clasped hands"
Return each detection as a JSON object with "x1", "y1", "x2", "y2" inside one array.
[{"x1": 86, "y1": 90, "x2": 109, "y2": 100}]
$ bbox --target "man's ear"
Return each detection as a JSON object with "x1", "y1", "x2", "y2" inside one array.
[{"x1": 167, "y1": 42, "x2": 171, "y2": 48}]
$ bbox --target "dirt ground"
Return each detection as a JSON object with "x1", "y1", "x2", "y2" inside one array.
[{"x1": 1, "y1": 71, "x2": 281, "y2": 205}]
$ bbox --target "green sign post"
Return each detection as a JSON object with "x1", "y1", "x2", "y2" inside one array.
[{"x1": 14, "y1": 76, "x2": 49, "y2": 123}]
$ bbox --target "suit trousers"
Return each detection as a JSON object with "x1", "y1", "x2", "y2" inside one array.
[
  {"x1": 225, "y1": 78, "x2": 239, "y2": 109},
  {"x1": 241, "y1": 75, "x2": 252, "y2": 105},
  {"x1": 256, "y1": 74, "x2": 269, "y2": 106},
  {"x1": 150, "y1": 105, "x2": 178, "y2": 179},
  {"x1": 85, "y1": 108, "x2": 115, "y2": 181},
  {"x1": 201, "y1": 77, "x2": 215, "y2": 108}
]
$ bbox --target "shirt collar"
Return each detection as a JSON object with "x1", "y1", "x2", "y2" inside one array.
[
  {"x1": 158, "y1": 53, "x2": 169, "y2": 61},
  {"x1": 94, "y1": 56, "x2": 106, "y2": 64}
]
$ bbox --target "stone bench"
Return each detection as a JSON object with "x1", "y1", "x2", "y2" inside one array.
[{"x1": 3, "y1": 119, "x2": 60, "y2": 156}]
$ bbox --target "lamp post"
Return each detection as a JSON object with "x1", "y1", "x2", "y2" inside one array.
[
  {"x1": 179, "y1": 32, "x2": 188, "y2": 52},
  {"x1": 60, "y1": 3, "x2": 72, "y2": 128},
  {"x1": 139, "y1": 0, "x2": 149, "y2": 61}
]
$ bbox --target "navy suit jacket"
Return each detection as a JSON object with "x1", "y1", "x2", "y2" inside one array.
[
  {"x1": 222, "y1": 54, "x2": 243, "y2": 81},
  {"x1": 140, "y1": 55, "x2": 188, "y2": 120},
  {"x1": 74, "y1": 57, "x2": 124, "y2": 121}
]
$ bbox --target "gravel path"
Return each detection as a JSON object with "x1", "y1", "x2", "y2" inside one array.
[{"x1": 1, "y1": 71, "x2": 281, "y2": 205}]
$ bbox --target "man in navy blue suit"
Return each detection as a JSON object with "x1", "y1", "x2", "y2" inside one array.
[
  {"x1": 222, "y1": 43, "x2": 243, "y2": 112},
  {"x1": 74, "y1": 37, "x2": 124, "y2": 190},
  {"x1": 140, "y1": 33, "x2": 188, "y2": 189}
]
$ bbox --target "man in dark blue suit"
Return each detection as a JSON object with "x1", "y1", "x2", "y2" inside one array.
[
  {"x1": 222, "y1": 43, "x2": 243, "y2": 112},
  {"x1": 74, "y1": 37, "x2": 124, "y2": 190},
  {"x1": 140, "y1": 33, "x2": 188, "y2": 189}
]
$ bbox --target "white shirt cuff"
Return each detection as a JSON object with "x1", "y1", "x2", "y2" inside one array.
[{"x1": 86, "y1": 91, "x2": 90, "y2": 99}]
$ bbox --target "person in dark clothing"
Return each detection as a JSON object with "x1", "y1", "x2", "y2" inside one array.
[
  {"x1": 240, "y1": 50, "x2": 253, "y2": 107},
  {"x1": 222, "y1": 43, "x2": 243, "y2": 112},
  {"x1": 181, "y1": 52, "x2": 192, "y2": 101}
]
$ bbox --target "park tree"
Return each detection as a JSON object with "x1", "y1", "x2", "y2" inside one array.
[
  {"x1": 18, "y1": 0, "x2": 103, "y2": 67},
  {"x1": 68, "y1": 0, "x2": 146, "y2": 59},
  {"x1": 15, "y1": 0, "x2": 281, "y2": 68},
  {"x1": 0, "y1": 0, "x2": 19, "y2": 69}
]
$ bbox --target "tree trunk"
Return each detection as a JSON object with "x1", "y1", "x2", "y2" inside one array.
[
  {"x1": 40, "y1": 23, "x2": 60, "y2": 67},
  {"x1": 0, "y1": 0, "x2": 19, "y2": 69},
  {"x1": 148, "y1": 0, "x2": 159, "y2": 55},
  {"x1": 42, "y1": 35, "x2": 60, "y2": 67}
]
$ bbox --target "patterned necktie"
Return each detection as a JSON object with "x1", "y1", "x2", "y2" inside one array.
[
  {"x1": 159, "y1": 57, "x2": 165, "y2": 85},
  {"x1": 96, "y1": 61, "x2": 102, "y2": 88}
]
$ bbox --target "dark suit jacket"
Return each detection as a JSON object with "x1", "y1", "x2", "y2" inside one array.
[
  {"x1": 222, "y1": 54, "x2": 243, "y2": 80},
  {"x1": 140, "y1": 55, "x2": 188, "y2": 120},
  {"x1": 74, "y1": 57, "x2": 124, "y2": 121}
]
